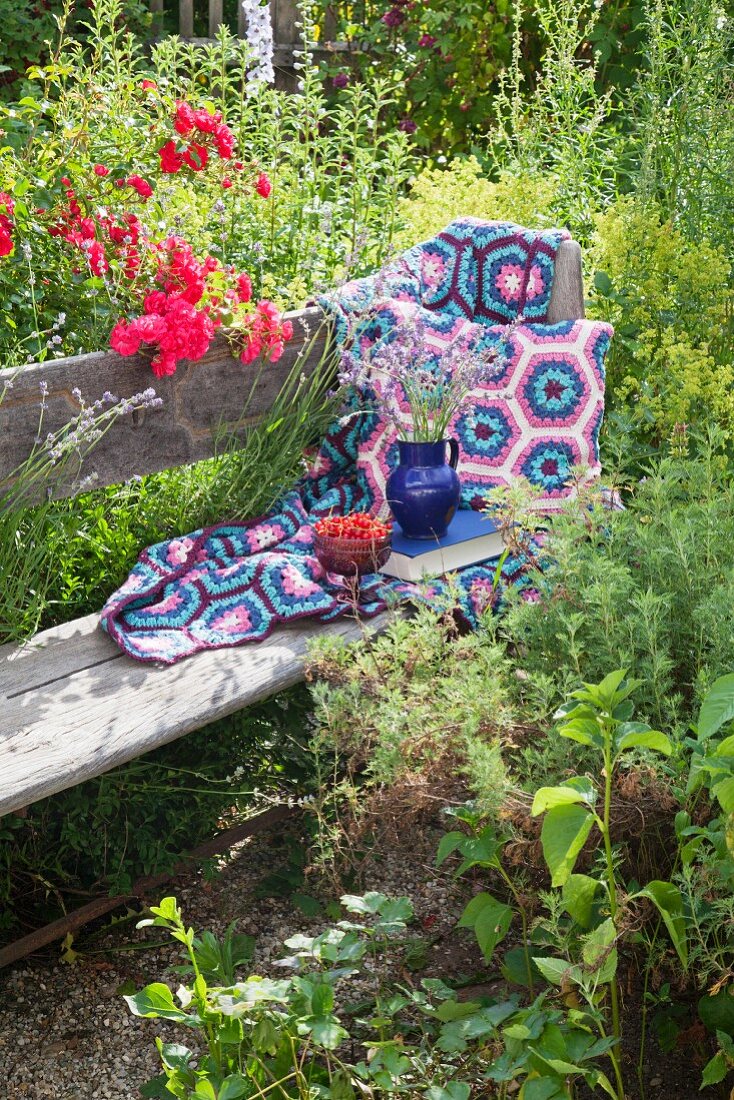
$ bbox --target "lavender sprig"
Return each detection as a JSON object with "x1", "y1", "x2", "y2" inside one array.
[
  {"x1": 2, "y1": 386, "x2": 164, "y2": 510},
  {"x1": 338, "y1": 298, "x2": 518, "y2": 443}
]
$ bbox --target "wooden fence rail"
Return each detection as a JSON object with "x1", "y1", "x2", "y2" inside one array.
[
  {"x1": 148, "y1": 0, "x2": 337, "y2": 52},
  {"x1": 0, "y1": 306, "x2": 329, "y2": 502}
]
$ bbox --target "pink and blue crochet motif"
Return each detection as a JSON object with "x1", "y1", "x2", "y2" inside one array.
[{"x1": 100, "y1": 219, "x2": 611, "y2": 665}]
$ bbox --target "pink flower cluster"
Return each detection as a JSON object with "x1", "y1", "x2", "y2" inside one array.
[
  {"x1": 48, "y1": 177, "x2": 143, "y2": 279},
  {"x1": 158, "y1": 100, "x2": 236, "y2": 175},
  {"x1": 238, "y1": 300, "x2": 294, "y2": 364},
  {"x1": 109, "y1": 237, "x2": 292, "y2": 377},
  {"x1": 0, "y1": 193, "x2": 14, "y2": 257}
]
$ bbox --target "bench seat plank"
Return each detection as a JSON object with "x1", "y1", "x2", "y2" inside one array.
[{"x1": 0, "y1": 612, "x2": 389, "y2": 818}]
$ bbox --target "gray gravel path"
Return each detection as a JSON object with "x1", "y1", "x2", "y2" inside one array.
[{"x1": 0, "y1": 816, "x2": 461, "y2": 1099}]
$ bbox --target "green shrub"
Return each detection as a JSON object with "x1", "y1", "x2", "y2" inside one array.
[
  {"x1": 0, "y1": 2, "x2": 413, "y2": 366},
  {"x1": 499, "y1": 436, "x2": 734, "y2": 732},
  {"x1": 635, "y1": 0, "x2": 734, "y2": 261},
  {"x1": 591, "y1": 196, "x2": 734, "y2": 446},
  {"x1": 307, "y1": 600, "x2": 512, "y2": 862},
  {"x1": 0, "y1": 0, "x2": 150, "y2": 101},
  {"x1": 396, "y1": 157, "x2": 559, "y2": 247},
  {"x1": 311, "y1": 0, "x2": 646, "y2": 156}
]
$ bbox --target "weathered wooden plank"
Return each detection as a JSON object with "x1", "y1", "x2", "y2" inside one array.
[
  {"x1": 179, "y1": 0, "x2": 194, "y2": 37},
  {"x1": 272, "y1": 0, "x2": 299, "y2": 45},
  {"x1": 0, "y1": 306, "x2": 330, "y2": 500},
  {"x1": 0, "y1": 245, "x2": 583, "y2": 503},
  {"x1": 208, "y1": 0, "x2": 224, "y2": 37},
  {"x1": 547, "y1": 239, "x2": 585, "y2": 324},
  {"x1": 0, "y1": 610, "x2": 393, "y2": 817},
  {"x1": 0, "y1": 613, "x2": 118, "y2": 699}
]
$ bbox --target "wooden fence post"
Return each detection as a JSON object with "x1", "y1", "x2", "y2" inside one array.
[
  {"x1": 271, "y1": 0, "x2": 300, "y2": 46},
  {"x1": 179, "y1": 0, "x2": 194, "y2": 37},
  {"x1": 209, "y1": 0, "x2": 224, "y2": 37}
]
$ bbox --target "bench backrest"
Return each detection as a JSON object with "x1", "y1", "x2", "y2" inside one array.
[{"x1": 0, "y1": 240, "x2": 584, "y2": 500}]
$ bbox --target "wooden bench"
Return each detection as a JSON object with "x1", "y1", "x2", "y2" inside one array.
[{"x1": 0, "y1": 240, "x2": 585, "y2": 819}]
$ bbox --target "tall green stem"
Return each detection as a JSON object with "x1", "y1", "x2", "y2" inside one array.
[
  {"x1": 498, "y1": 864, "x2": 535, "y2": 996},
  {"x1": 602, "y1": 741, "x2": 626, "y2": 1100}
]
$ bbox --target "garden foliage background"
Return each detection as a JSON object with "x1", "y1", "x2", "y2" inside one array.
[{"x1": 2, "y1": 0, "x2": 734, "y2": 982}]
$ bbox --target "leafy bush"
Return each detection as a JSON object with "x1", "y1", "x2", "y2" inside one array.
[
  {"x1": 500, "y1": 437, "x2": 734, "y2": 732},
  {"x1": 396, "y1": 157, "x2": 559, "y2": 248},
  {"x1": 312, "y1": 0, "x2": 646, "y2": 155},
  {"x1": 308, "y1": 601, "x2": 511, "y2": 808},
  {"x1": 0, "y1": 0, "x2": 412, "y2": 366},
  {"x1": 0, "y1": 0, "x2": 150, "y2": 100},
  {"x1": 635, "y1": 0, "x2": 734, "y2": 261},
  {"x1": 591, "y1": 196, "x2": 734, "y2": 446}
]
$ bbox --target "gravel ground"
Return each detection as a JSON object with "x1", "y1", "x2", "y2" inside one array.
[
  {"x1": 0, "y1": 816, "x2": 462, "y2": 1100},
  {"x1": 0, "y1": 813, "x2": 723, "y2": 1100}
]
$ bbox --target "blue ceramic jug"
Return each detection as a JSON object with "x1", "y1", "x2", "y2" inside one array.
[{"x1": 386, "y1": 439, "x2": 461, "y2": 540}]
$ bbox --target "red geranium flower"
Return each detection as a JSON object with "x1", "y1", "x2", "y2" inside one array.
[
  {"x1": 127, "y1": 174, "x2": 154, "y2": 198},
  {"x1": 182, "y1": 143, "x2": 209, "y2": 171},
  {"x1": 255, "y1": 172, "x2": 272, "y2": 198},
  {"x1": 158, "y1": 141, "x2": 183, "y2": 174}
]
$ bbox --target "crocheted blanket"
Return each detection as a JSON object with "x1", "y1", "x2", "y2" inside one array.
[{"x1": 101, "y1": 219, "x2": 604, "y2": 665}]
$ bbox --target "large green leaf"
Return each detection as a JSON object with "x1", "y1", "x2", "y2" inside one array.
[
  {"x1": 540, "y1": 804, "x2": 595, "y2": 887},
  {"x1": 501, "y1": 946, "x2": 542, "y2": 988},
  {"x1": 218, "y1": 1076, "x2": 250, "y2": 1100},
  {"x1": 699, "y1": 988, "x2": 734, "y2": 1038},
  {"x1": 309, "y1": 1015, "x2": 349, "y2": 1048},
  {"x1": 532, "y1": 782, "x2": 595, "y2": 815},
  {"x1": 436, "y1": 831, "x2": 466, "y2": 866},
  {"x1": 698, "y1": 673, "x2": 734, "y2": 740},
  {"x1": 581, "y1": 918, "x2": 618, "y2": 985},
  {"x1": 532, "y1": 956, "x2": 582, "y2": 987},
  {"x1": 561, "y1": 874, "x2": 600, "y2": 928},
  {"x1": 700, "y1": 1051, "x2": 728, "y2": 1087},
  {"x1": 459, "y1": 892, "x2": 513, "y2": 962},
  {"x1": 425, "y1": 1082, "x2": 471, "y2": 1100},
  {"x1": 559, "y1": 717, "x2": 603, "y2": 748},
  {"x1": 635, "y1": 881, "x2": 688, "y2": 967},
  {"x1": 124, "y1": 983, "x2": 194, "y2": 1023},
  {"x1": 520, "y1": 1073, "x2": 565, "y2": 1099},
  {"x1": 615, "y1": 727, "x2": 671, "y2": 755},
  {"x1": 713, "y1": 776, "x2": 734, "y2": 813}
]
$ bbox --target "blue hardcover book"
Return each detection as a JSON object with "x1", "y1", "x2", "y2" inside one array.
[{"x1": 380, "y1": 510, "x2": 505, "y2": 581}]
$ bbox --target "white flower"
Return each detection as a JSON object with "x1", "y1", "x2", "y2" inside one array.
[{"x1": 241, "y1": 0, "x2": 275, "y2": 84}]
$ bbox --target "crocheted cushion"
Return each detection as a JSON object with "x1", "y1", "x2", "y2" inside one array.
[
  {"x1": 470, "y1": 220, "x2": 571, "y2": 325},
  {"x1": 320, "y1": 218, "x2": 571, "y2": 341},
  {"x1": 356, "y1": 318, "x2": 613, "y2": 516}
]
